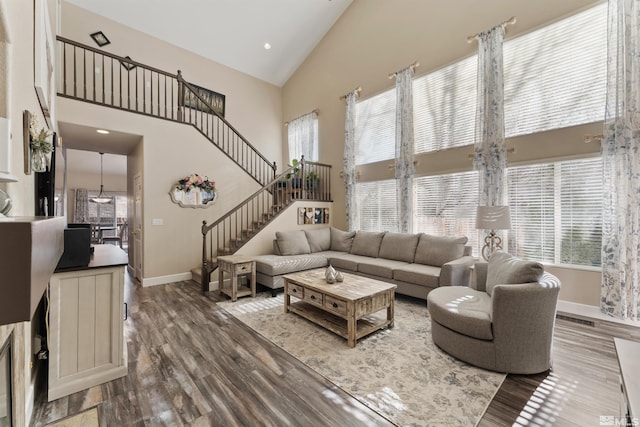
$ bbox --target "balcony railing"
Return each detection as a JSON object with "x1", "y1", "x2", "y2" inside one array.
[{"x1": 56, "y1": 36, "x2": 276, "y2": 186}]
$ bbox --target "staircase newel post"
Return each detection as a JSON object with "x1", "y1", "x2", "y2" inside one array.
[
  {"x1": 177, "y1": 70, "x2": 184, "y2": 122},
  {"x1": 201, "y1": 220, "x2": 209, "y2": 292},
  {"x1": 300, "y1": 155, "x2": 306, "y2": 199},
  {"x1": 272, "y1": 161, "x2": 278, "y2": 206}
]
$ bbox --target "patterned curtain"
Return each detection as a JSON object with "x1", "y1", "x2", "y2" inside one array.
[
  {"x1": 287, "y1": 111, "x2": 318, "y2": 162},
  {"x1": 395, "y1": 67, "x2": 415, "y2": 233},
  {"x1": 473, "y1": 25, "x2": 507, "y2": 207},
  {"x1": 344, "y1": 91, "x2": 359, "y2": 231},
  {"x1": 601, "y1": 0, "x2": 640, "y2": 321},
  {"x1": 74, "y1": 188, "x2": 89, "y2": 223}
]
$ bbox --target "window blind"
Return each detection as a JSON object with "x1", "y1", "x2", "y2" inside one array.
[
  {"x1": 355, "y1": 90, "x2": 396, "y2": 165},
  {"x1": 507, "y1": 164, "x2": 556, "y2": 263},
  {"x1": 356, "y1": 180, "x2": 398, "y2": 232},
  {"x1": 507, "y1": 158, "x2": 602, "y2": 267},
  {"x1": 559, "y1": 159, "x2": 602, "y2": 266},
  {"x1": 503, "y1": 3, "x2": 607, "y2": 137},
  {"x1": 414, "y1": 171, "x2": 480, "y2": 251},
  {"x1": 413, "y1": 56, "x2": 477, "y2": 153}
]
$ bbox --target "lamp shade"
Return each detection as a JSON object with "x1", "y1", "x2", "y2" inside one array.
[{"x1": 476, "y1": 206, "x2": 511, "y2": 230}]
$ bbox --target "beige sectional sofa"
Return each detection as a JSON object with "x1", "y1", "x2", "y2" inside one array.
[{"x1": 253, "y1": 227, "x2": 475, "y2": 299}]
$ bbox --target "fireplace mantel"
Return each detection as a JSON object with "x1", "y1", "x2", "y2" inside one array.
[{"x1": 0, "y1": 216, "x2": 64, "y2": 326}]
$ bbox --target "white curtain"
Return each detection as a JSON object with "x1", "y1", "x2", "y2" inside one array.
[
  {"x1": 395, "y1": 67, "x2": 415, "y2": 233},
  {"x1": 287, "y1": 111, "x2": 318, "y2": 162},
  {"x1": 601, "y1": 0, "x2": 640, "y2": 321},
  {"x1": 473, "y1": 25, "x2": 507, "y2": 207},
  {"x1": 74, "y1": 188, "x2": 89, "y2": 223},
  {"x1": 344, "y1": 91, "x2": 359, "y2": 231}
]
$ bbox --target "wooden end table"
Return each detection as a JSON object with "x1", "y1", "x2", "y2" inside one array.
[{"x1": 217, "y1": 255, "x2": 256, "y2": 302}]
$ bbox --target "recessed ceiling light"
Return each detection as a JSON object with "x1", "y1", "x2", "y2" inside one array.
[
  {"x1": 264, "y1": 43, "x2": 271, "y2": 50},
  {"x1": 96, "y1": 129, "x2": 110, "y2": 134}
]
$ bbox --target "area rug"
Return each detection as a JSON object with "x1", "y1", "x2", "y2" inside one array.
[
  {"x1": 218, "y1": 294, "x2": 505, "y2": 427},
  {"x1": 45, "y1": 407, "x2": 99, "y2": 427}
]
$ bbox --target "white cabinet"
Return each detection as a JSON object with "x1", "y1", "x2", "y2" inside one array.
[{"x1": 48, "y1": 263, "x2": 127, "y2": 401}]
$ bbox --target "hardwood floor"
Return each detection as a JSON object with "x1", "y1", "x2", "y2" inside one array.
[{"x1": 31, "y1": 274, "x2": 639, "y2": 426}]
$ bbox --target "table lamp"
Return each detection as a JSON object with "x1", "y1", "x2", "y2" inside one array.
[{"x1": 476, "y1": 205, "x2": 511, "y2": 261}]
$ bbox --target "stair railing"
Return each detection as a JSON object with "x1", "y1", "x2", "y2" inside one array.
[
  {"x1": 56, "y1": 36, "x2": 276, "y2": 186},
  {"x1": 201, "y1": 157, "x2": 332, "y2": 291}
]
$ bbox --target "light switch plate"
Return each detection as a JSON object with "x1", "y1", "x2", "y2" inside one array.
[{"x1": 152, "y1": 218, "x2": 163, "y2": 226}]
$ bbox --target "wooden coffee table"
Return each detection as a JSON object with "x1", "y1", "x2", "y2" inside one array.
[{"x1": 283, "y1": 268, "x2": 396, "y2": 347}]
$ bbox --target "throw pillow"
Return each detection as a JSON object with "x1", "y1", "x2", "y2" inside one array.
[
  {"x1": 276, "y1": 230, "x2": 311, "y2": 255},
  {"x1": 378, "y1": 232, "x2": 420, "y2": 263},
  {"x1": 330, "y1": 227, "x2": 356, "y2": 252},
  {"x1": 485, "y1": 251, "x2": 544, "y2": 296},
  {"x1": 414, "y1": 234, "x2": 468, "y2": 267},
  {"x1": 304, "y1": 228, "x2": 331, "y2": 252},
  {"x1": 350, "y1": 231, "x2": 386, "y2": 258}
]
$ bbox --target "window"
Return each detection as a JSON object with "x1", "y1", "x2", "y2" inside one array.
[
  {"x1": 507, "y1": 158, "x2": 602, "y2": 267},
  {"x1": 413, "y1": 55, "x2": 477, "y2": 153},
  {"x1": 356, "y1": 180, "x2": 398, "y2": 232},
  {"x1": 355, "y1": 90, "x2": 396, "y2": 165},
  {"x1": 88, "y1": 196, "x2": 116, "y2": 225},
  {"x1": 88, "y1": 192, "x2": 127, "y2": 237},
  {"x1": 287, "y1": 111, "x2": 318, "y2": 162},
  {"x1": 503, "y1": 3, "x2": 607, "y2": 137},
  {"x1": 350, "y1": 4, "x2": 606, "y2": 268},
  {"x1": 507, "y1": 164, "x2": 556, "y2": 262},
  {"x1": 559, "y1": 160, "x2": 602, "y2": 266},
  {"x1": 414, "y1": 171, "x2": 479, "y2": 250}
]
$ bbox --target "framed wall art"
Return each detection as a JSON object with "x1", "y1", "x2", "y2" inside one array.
[
  {"x1": 34, "y1": 0, "x2": 55, "y2": 128},
  {"x1": 183, "y1": 83, "x2": 225, "y2": 117},
  {"x1": 298, "y1": 207, "x2": 330, "y2": 225}
]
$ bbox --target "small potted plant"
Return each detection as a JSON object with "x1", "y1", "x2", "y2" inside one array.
[
  {"x1": 306, "y1": 170, "x2": 319, "y2": 190},
  {"x1": 287, "y1": 158, "x2": 302, "y2": 188},
  {"x1": 29, "y1": 113, "x2": 53, "y2": 173}
]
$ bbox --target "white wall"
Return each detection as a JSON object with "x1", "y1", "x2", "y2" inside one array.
[
  {"x1": 58, "y1": 98, "x2": 263, "y2": 279},
  {"x1": 60, "y1": 2, "x2": 285, "y2": 168},
  {"x1": 0, "y1": 0, "x2": 58, "y2": 423}
]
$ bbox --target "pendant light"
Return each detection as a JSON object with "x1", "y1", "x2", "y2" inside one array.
[{"x1": 91, "y1": 152, "x2": 112, "y2": 204}]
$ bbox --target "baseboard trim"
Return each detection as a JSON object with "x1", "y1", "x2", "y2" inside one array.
[
  {"x1": 557, "y1": 300, "x2": 640, "y2": 328},
  {"x1": 142, "y1": 272, "x2": 193, "y2": 287}
]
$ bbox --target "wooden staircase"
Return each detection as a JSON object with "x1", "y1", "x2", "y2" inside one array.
[
  {"x1": 197, "y1": 157, "x2": 332, "y2": 291},
  {"x1": 55, "y1": 36, "x2": 332, "y2": 291},
  {"x1": 191, "y1": 202, "x2": 286, "y2": 287}
]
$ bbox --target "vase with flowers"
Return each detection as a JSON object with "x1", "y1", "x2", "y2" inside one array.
[{"x1": 29, "y1": 113, "x2": 53, "y2": 173}]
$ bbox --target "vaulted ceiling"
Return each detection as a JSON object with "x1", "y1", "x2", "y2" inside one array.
[{"x1": 64, "y1": 0, "x2": 353, "y2": 87}]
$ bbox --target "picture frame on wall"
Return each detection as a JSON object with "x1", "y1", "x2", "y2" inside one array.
[
  {"x1": 182, "y1": 83, "x2": 225, "y2": 117},
  {"x1": 34, "y1": 0, "x2": 55, "y2": 129}
]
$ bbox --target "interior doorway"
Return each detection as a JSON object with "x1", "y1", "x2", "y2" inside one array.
[
  {"x1": 65, "y1": 149, "x2": 128, "y2": 250},
  {"x1": 133, "y1": 172, "x2": 142, "y2": 281}
]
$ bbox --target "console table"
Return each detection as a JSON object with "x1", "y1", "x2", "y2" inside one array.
[
  {"x1": 48, "y1": 245, "x2": 128, "y2": 401},
  {"x1": 614, "y1": 338, "x2": 639, "y2": 424}
]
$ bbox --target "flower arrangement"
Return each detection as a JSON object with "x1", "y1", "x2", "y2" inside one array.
[
  {"x1": 175, "y1": 174, "x2": 216, "y2": 193},
  {"x1": 29, "y1": 112, "x2": 53, "y2": 154}
]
